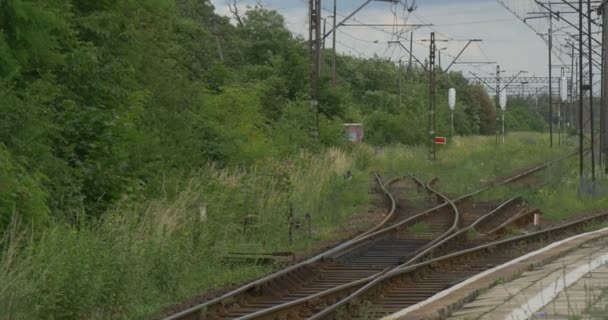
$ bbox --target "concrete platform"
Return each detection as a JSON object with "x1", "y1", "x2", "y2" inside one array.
[{"x1": 382, "y1": 226, "x2": 608, "y2": 320}]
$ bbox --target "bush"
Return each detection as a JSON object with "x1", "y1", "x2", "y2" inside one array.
[
  {"x1": 0, "y1": 144, "x2": 48, "y2": 233},
  {"x1": 0, "y1": 148, "x2": 370, "y2": 319}
]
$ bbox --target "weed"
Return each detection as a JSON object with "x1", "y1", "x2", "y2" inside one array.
[
  {"x1": 408, "y1": 222, "x2": 431, "y2": 234},
  {"x1": 466, "y1": 228, "x2": 481, "y2": 241},
  {"x1": 0, "y1": 133, "x2": 588, "y2": 319}
]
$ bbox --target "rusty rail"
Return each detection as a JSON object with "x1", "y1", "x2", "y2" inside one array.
[
  {"x1": 308, "y1": 210, "x2": 608, "y2": 320},
  {"x1": 160, "y1": 152, "x2": 576, "y2": 320},
  {"x1": 226, "y1": 176, "x2": 461, "y2": 320},
  {"x1": 161, "y1": 173, "x2": 411, "y2": 320}
]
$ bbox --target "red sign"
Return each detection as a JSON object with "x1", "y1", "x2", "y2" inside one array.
[{"x1": 434, "y1": 137, "x2": 447, "y2": 145}]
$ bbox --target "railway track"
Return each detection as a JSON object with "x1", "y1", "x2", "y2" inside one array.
[
  {"x1": 160, "y1": 154, "x2": 576, "y2": 320},
  {"x1": 169, "y1": 175, "x2": 456, "y2": 320},
  {"x1": 309, "y1": 210, "x2": 608, "y2": 320}
]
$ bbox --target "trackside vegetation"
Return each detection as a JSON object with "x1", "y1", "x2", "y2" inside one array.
[
  {"x1": 0, "y1": 0, "x2": 552, "y2": 230},
  {"x1": 0, "y1": 0, "x2": 581, "y2": 319},
  {"x1": 0, "y1": 133, "x2": 580, "y2": 319}
]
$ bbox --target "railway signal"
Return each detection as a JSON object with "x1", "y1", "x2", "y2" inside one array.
[
  {"x1": 449, "y1": 88, "x2": 456, "y2": 135},
  {"x1": 500, "y1": 89, "x2": 507, "y2": 145},
  {"x1": 559, "y1": 72, "x2": 568, "y2": 146}
]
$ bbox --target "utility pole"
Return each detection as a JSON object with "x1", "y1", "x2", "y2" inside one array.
[
  {"x1": 548, "y1": 2, "x2": 553, "y2": 148},
  {"x1": 602, "y1": 4, "x2": 606, "y2": 171},
  {"x1": 309, "y1": 0, "x2": 321, "y2": 141},
  {"x1": 429, "y1": 32, "x2": 437, "y2": 161},
  {"x1": 496, "y1": 65, "x2": 501, "y2": 146},
  {"x1": 322, "y1": 18, "x2": 327, "y2": 50},
  {"x1": 602, "y1": 1, "x2": 608, "y2": 173},
  {"x1": 578, "y1": 0, "x2": 584, "y2": 189},
  {"x1": 559, "y1": 67, "x2": 565, "y2": 145},
  {"x1": 399, "y1": 59, "x2": 403, "y2": 108},
  {"x1": 409, "y1": 32, "x2": 414, "y2": 71},
  {"x1": 588, "y1": 0, "x2": 596, "y2": 182},
  {"x1": 502, "y1": 94, "x2": 506, "y2": 145},
  {"x1": 571, "y1": 42, "x2": 576, "y2": 129},
  {"x1": 332, "y1": 0, "x2": 337, "y2": 88},
  {"x1": 573, "y1": 43, "x2": 578, "y2": 129},
  {"x1": 438, "y1": 49, "x2": 442, "y2": 70}
]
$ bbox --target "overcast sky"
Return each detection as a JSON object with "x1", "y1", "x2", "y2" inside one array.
[{"x1": 211, "y1": 0, "x2": 557, "y2": 78}]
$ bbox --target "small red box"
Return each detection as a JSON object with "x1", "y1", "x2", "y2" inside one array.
[{"x1": 434, "y1": 137, "x2": 447, "y2": 144}]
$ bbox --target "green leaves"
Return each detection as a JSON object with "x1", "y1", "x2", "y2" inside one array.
[
  {"x1": 0, "y1": 0, "x2": 544, "y2": 233},
  {"x1": 0, "y1": 144, "x2": 48, "y2": 232}
]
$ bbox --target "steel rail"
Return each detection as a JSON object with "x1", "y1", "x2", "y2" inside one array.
[
  {"x1": 233, "y1": 271, "x2": 387, "y2": 320},
  {"x1": 161, "y1": 152, "x2": 576, "y2": 320},
  {"x1": 356, "y1": 174, "x2": 426, "y2": 240},
  {"x1": 324, "y1": 191, "x2": 451, "y2": 260},
  {"x1": 305, "y1": 152, "x2": 581, "y2": 320},
  {"x1": 401, "y1": 197, "x2": 521, "y2": 267},
  {"x1": 236, "y1": 198, "x2": 519, "y2": 320},
  {"x1": 354, "y1": 173, "x2": 401, "y2": 239},
  {"x1": 232, "y1": 177, "x2": 458, "y2": 320},
  {"x1": 307, "y1": 197, "x2": 519, "y2": 320},
  {"x1": 308, "y1": 210, "x2": 608, "y2": 320},
  {"x1": 408, "y1": 178, "x2": 461, "y2": 256},
  {"x1": 161, "y1": 173, "x2": 403, "y2": 320}
]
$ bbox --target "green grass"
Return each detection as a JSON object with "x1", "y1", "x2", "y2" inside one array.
[
  {"x1": 524, "y1": 158, "x2": 608, "y2": 221},
  {"x1": 479, "y1": 152, "x2": 608, "y2": 222},
  {"x1": 1, "y1": 148, "x2": 373, "y2": 319},
  {"x1": 0, "y1": 133, "x2": 594, "y2": 320},
  {"x1": 407, "y1": 222, "x2": 430, "y2": 234},
  {"x1": 372, "y1": 132, "x2": 572, "y2": 196}
]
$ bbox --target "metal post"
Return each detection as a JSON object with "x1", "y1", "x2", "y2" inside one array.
[
  {"x1": 502, "y1": 109, "x2": 506, "y2": 145},
  {"x1": 559, "y1": 67, "x2": 564, "y2": 146},
  {"x1": 549, "y1": 3, "x2": 554, "y2": 148},
  {"x1": 438, "y1": 50, "x2": 442, "y2": 70},
  {"x1": 429, "y1": 32, "x2": 437, "y2": 161},
  {"x1": 571, "y1": 43, "x2": 576, "y2": 128},
  {"x1": 602, "y1": 2, "x2": 608, "y2": 173},
  {"x1": 332, "y1": 0, "x2": 337, "y2": 89},
  {"x1": 579, "y1": 0, "x2": 584, "y2": 188},
  {"x1": 322, "y1": 18, "x2": 327, "y2": 50},
  {"x1": 309, "y1": 0, "x2": 321, "y2": 141},
  {"x1": 399, "y1": 59, "x2": 403, "y2": 108},
  {"x1": 574, "y1": 44, "x2": 579, "y2": 129},
  {"x1": 409, "y1": 32, "x2": 414, "y2": 71},
  {"x1": 588, "y1": 0, "x2": 596, "y2": 182},
  {"x1": 451, "y1": 110, "x2": 454, "y2": 136},
  {"x1": 496, "y1": 65, "x2": 501, "y2": 146},
  {"x1": 602, "y1": 9, "x2": 606, "y2": 171}
]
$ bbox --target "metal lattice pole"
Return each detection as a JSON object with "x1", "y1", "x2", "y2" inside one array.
[
  {"x1": 309, "y1": 0, "x2": 321, "y2": 142},
  {"x1": 429, "y1": 32, "x2": 437, "y2": 161}
]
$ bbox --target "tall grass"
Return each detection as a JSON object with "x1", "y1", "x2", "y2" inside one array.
[
  {"x1": 0, "y1": 148, "x2": 372, "y2": 319},
  {"x1": 373, "y1": 132, "x2": 571, "y2": 195},
  {"x1": 525, "y1": 156, "x2": 608, "y2": 221},
  {"x1": 0, "y1": 133, "x2": 580, "y2": 319}
]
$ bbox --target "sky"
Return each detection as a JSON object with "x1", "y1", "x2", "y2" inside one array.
[{"x1": 211, "y1": 0, "x2": 558, "y2": 81}]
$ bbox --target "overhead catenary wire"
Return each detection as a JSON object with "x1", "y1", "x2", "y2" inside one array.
[{"x1": 307, "y1": 0, "x2": 504, "y2": 81}]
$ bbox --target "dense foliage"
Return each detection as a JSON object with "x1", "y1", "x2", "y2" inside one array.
[
  {"x1": 0, "y1": 2, "x2": 563, "y2": 318},
  {"x1": 0, "y1": 0, "x2": 547, "y2": 233}
]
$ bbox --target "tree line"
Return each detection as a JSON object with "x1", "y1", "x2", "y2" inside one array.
[{"x1": 0, "y1": 0, "x2": 546, "y2": 231}]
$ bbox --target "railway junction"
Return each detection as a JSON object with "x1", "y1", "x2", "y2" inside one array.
[
  {"x1": 9, "y1": 0, "x2": 608, "y2": 319},
  {"x1": 148, "y1": 0, "x2": 608, "y2": 318},
  {"x1": 160, "y1": 152, "x2": 608, "y2": 320}
]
